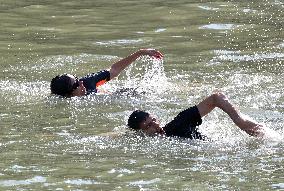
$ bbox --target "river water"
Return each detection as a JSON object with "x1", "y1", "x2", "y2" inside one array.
[{"x1": 0, "y1": 0, "x2": 283, "y2": 190}]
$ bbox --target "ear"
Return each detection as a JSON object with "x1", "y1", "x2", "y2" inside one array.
[{"x1": 70, "y1": 88, "x2": 80, "y2": 97}]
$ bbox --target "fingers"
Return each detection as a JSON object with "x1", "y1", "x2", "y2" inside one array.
[
  {"x1": 243, "y1": 124, "x2": 265, "y2": 137},
  {"x1": 150, "y1": 49, "x2": 163, "y2": 59},
  {"x1": 141, "y1": 48, "x2": 164, "y2": 59},
  {"x1": 154, "y1": 52, "x2": 163, "y2": 59}
]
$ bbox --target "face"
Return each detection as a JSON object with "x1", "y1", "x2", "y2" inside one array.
[
  {"x1": 67, "y1": 74, "x2": 86, "y2": 97},
  {"x1": 139, "y1": 115, "x2": 165, "y2": 136}
]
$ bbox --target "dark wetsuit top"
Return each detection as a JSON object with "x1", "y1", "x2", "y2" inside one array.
[
  {"x1": 163, "y1": 106, "x2": 205, "y2": 140},
  {"x1": 79, "y1": 70, "x2": 110, "y2": 95}
]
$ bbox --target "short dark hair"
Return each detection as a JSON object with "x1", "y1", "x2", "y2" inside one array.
[
  {"x1": 50, "y1": 74, "x2": 73, "y2": 96},
  {"x1": 127, "y1": 110, "x2": 149, "y2": 130}
]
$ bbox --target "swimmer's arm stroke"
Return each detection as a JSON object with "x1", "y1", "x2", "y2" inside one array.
[
  {"x1": 109, "y1": 49, "x2": 163, "y2": 80},
  {"x1": 196, "y1": 92, "x2": 265, "y2": 137}
]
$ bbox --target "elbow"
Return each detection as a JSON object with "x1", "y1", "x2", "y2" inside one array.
[
  {"x1": 212, "y1": 92, "x2": 227, "y2": 101},
  {"x1": 210, "y1": 92, "x2": 228, "y2": 107},
  {"x1": 109, "y1": 67, "x2": 119, "y2": 80}
]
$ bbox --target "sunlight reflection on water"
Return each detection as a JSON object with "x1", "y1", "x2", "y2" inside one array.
[
  {"x1": 0, "y1": 176, "x2": 46, "y2": 187},
  {"x1": 0, "y1": 0, "x2": 283, "y2": 190},
  {"x1": 199, "y1": 23, "x2": 237, "y2": 30}
]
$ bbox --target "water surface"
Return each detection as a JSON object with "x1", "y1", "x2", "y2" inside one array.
[{"x1": 0, "y1": 0, "x2": 283, "y2": 190}]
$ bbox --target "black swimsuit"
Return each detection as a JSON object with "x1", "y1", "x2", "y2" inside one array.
[{"x1": 163, "y1": 106, "x2": 205, "y2": 140}]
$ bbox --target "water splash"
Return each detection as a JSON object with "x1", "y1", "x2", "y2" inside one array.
[
  {"x1": 101, "y1": 55, "x2": 174, "y2": 102},
  {"x1": 0, "y1": 80, "x2": 49, "y2": 104}
]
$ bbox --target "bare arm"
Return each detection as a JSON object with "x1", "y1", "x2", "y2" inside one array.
[
  {"x1": 197, "y1": 92, "x2": 264, "y2": 137},
  {"x1": 109, "y1": 49, "x2": 163, "y2": 80}
]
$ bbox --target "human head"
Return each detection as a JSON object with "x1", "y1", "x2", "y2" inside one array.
[
  {"x1": 128, "y1": 110, "x2": 150, "y2": 130},
  {"x1": 50, "y1": 74, "x2": 86, "y2": 97},
  {"x1": 127, "y1": 110, "x2": 165, "y2": 135}
]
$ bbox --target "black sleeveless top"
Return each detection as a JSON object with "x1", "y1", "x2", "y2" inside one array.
[{"x1": 163, "y1": 106, "x2": 205, "y2": 140}]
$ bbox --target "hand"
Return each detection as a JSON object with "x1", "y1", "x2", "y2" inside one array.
[
  {"x1": 139, "y1": 48, "x2": 163, "y2": 59},
  {"x1": 243, "y1": 124, "x2": 265, "y2": 137},
  {"x1": 109, "y1": 48, "x2": 163, "y2": 79}
]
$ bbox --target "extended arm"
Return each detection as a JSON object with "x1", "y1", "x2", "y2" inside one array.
[
  {"x1": 109, "y1": 49, "x2": 163, "y2": 80},
  {"x1": 196, "y1": 92, "x2": 264, "y2": 137}
]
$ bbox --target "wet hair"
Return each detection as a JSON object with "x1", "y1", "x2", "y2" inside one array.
[
  {"x1": 50, "y1": 74, "x2": 73, "y2": 96},
  {"x1": 127, "y1": 110, "x2": 149, "y2": 130}
]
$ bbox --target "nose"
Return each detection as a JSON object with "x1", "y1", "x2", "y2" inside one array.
[
  {"x1": 154, "y1": 121, "x2": 159, "y2": 127},
  {"x1": 152, "y1": 121, "x2": 161, "y2": 130}
]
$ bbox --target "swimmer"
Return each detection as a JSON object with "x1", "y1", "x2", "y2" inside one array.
[
  {"x1": 50, "y1": 49, "x2": 163, "y2": 97},
  {"x1": 128, "y1": 92, "x2": 265, "y2": 139}
]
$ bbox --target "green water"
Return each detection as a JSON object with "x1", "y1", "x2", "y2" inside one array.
[{"x1": 0, "y1": 0, "x2": 283, "y2": 190}]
